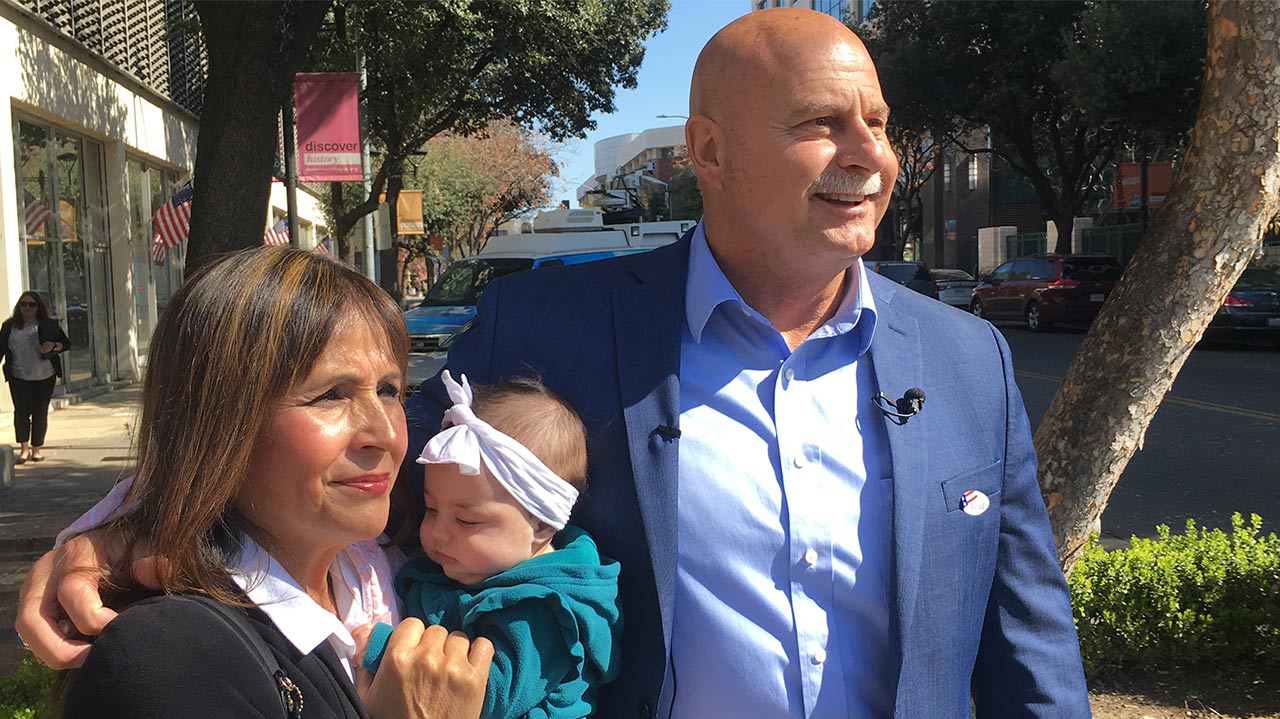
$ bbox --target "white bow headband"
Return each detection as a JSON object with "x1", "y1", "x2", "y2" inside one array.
[{"x1": 417, "y1": 370, "x2": 579, "y2": 529}]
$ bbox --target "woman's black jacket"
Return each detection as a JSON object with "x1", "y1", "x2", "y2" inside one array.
[
  {"x1": 62, "y1": 595, "x2": 370, "y2": 719},
  {"x1": 0, "y1": 318, "x2": 71, "y2": 382}
]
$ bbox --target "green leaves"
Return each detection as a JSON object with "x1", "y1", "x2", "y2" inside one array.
[{"x1": 1070, "y1": 513, "x2": 1280, "y2": 672}]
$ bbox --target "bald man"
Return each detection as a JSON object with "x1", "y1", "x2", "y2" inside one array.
[{"x1": 20, "y1": 8, "x2": 1089, "y2": 719}]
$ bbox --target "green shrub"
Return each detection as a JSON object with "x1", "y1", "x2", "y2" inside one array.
[
  {"x1": 1070, "y1": 512, "x2": 1280, "y2": 671},
  {"x1": 0, "y1": 655, "x2": 56, "y2": 719}
]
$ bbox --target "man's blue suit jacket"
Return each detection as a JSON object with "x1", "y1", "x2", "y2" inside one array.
[{"x1": 404, "y1": 235, "x2": 1091, "y2": 718}]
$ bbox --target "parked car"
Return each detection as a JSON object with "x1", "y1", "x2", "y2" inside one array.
[
  {"x1": 1203, "y1": 266, "x2": 1280, "y2": 345},
  {"x1": 407, "y1": 317, "x2": 476, "y2": 394},
  {"x1": 932, "y1": 268, "x2": 979, "y2": 308},
  {"x1": 864, "y1": 260, "x2": 939, "y2": 300},
  {"x1": 970, "y1": 253, "x2": 1122, "y2": 331}
]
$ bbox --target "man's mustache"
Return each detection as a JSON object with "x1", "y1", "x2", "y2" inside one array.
[{"x1": 810, "y1": 171, "x2": 883, "y2": 197}]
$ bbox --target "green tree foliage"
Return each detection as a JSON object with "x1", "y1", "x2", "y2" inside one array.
[
  {"x1": 862, "y1": 16, "x2": 949, "y2": 259},
  {"x1": 411, "y1": 121, "x2": 557, "y2": 266},
  {"x1": 311, "y1": 0, "x2": 670, "y2": 259},
  {"x1": 666, "y1": 166, "x2": 702, "y2": 220},
  {"x1": 864, "y1": 0, "x2": 1206, "y2": 253}
]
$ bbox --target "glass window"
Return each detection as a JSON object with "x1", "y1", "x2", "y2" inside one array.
[
  {"x1": 14, "y1": 117, "x2": 113, "y2": 386},
  {"x1": 1010, "y1": 259, "x2": 1034, "y2": 281},
  {"x1": 968, "y1": 156, "x2": 979, "y2": 191},
  {"x1": 418, "y1": 258, "x2": 534, "y2": 307},
  {"x1": 150, "y1": 170, "x2": 186, "y2": 316},
  {"x1": 17, "y1": 122, "x2": 55, "y2": 298},
  {"x1": 1027, "y1": 259, "x2": 1054, "y2": 280},
  {"x1": 990, "y1": 262, "x2": 1014, "y2": 282},
  {"x1": 943, "y1": 162, "x2": 952, "y2": 190},
  {"x1": 1062, "y1": 257, "x2": 1122, "y2": 281},
  {"x1": 128, "y1": 159, "x2": 156, "y2": 355},
  {"x1": 1236, "y1": 268, "x2": 1280, "y2": 290}
]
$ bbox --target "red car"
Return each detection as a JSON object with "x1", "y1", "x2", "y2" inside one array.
[{"x1": 970, "y1": 253, "x2": 1122, "y2": 331}]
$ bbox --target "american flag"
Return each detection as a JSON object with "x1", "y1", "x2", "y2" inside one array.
[
  {"x1": 263, "y1": 218, "x2": 290, "y2": 246},
  {"x1": 152, "y1": 182, "x2": 194, "y2": 249},
  {"x1": 152, "y1": 236, "x2": 166, "y2": 264},
  {"x1": 315, "y1": 235, "x2": 333, "y2": 256},
  {"x1": 22, "y1": 190, "x2": 52, "y2": 235}
]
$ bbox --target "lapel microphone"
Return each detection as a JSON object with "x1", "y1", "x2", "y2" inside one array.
[
  {"x1": 873, "y1": 388, "x2": 926, "y2": 425},
  {"x1": 654, "y1": 424, "x2": 682, "y2": 441}
]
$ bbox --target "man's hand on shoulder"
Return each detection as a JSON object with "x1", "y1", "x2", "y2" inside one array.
[{"x1": 14, "y1": 529, "x2": 163, "y2": 669}]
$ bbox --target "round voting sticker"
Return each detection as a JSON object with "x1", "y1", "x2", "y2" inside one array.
[{"x1": 961, "y1": 490, "x2": 990, "y2": 516}]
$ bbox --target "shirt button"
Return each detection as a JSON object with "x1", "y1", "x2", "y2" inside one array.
[
  {"x1": 783, "y1": 367, "x2": 795, "y2": 382},
  {"x1": 803, "y1": 548, "x2": 818, "y2": 566},
  {"x1": 811, "y1": 647, "x2": 827, "y2": 665}
]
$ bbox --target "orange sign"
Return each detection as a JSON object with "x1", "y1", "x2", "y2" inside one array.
[{"x1": 1113, "y1": 162, "x2": 1173, "y2": 211}]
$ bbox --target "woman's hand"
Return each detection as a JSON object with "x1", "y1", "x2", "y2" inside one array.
[
  {"x1": 355, "y1": 619, "x2": 494, "y2": 719},
  {"x1": 39, "y1": 341, "x2": 57, "y2": 354}
]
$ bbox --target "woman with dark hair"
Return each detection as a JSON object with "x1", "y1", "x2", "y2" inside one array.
[
  {"x1": 0, "y1": 291, "x2": 70, "y2": 464},
  {"x1": 59, "y1": 247, "x2": 491, "y2": 719}
]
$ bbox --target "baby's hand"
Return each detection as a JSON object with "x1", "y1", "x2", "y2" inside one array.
[{"x1": 354, "y1": 621, "x2": 395, "y2": 674}]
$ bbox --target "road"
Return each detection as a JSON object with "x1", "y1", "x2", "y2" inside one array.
[{"x1": 1000, "y1": 324, "x2": 1280, "y2": 543}]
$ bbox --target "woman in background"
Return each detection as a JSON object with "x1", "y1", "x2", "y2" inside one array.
[{"x1": 0, "y1": 291, "x2": 69, "y2": 464}]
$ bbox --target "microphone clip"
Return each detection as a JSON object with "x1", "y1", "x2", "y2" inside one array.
[{"x1": 873, "y1": 388, "x2": 926, "y2": 425}]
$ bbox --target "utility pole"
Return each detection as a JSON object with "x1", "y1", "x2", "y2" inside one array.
[{"x1": 282, "y1": 90, "x2": 300, "y2": 246}]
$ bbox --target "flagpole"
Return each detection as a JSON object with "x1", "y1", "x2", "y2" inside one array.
[{"x1": 282, "y1": 88, "x2": 301, "y2": 247}]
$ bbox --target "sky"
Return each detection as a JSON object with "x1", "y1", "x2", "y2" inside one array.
[{"x1": 547, "y1": 0, "x2": 748, "y2": 207}]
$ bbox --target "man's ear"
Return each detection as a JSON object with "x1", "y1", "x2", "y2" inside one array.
[{"x1": 685, "y1": 115, "x2": 725, "y2": 193}]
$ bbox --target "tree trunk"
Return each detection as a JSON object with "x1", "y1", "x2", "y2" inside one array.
[
  {"x1": 1037, "y1": 0, "x2": 1280, "y2": 575},
  {"x1": 1051, "y1": 213, "x2": 1075, "y2": 254},
  {"x1": 186, "y1": 1, "x2": 330, "y2": 271}
]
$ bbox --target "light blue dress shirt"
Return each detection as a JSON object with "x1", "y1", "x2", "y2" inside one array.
[{"x1": 671, "y1": 224, "x2": 896, "y2": 718}]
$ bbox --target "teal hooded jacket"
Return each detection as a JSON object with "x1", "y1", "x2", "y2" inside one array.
[{"x1": 363, "y1": 526, "x2": 623, "y2": 719}]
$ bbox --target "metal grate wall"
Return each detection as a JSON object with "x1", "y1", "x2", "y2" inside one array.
[{"x1": 14, "y1": 0, "x2": 206, "y2": 114}]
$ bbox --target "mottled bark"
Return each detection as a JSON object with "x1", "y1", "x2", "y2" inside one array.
[{"x1": 1038, "y1": 0, "x2": 1280, "y2": 574}]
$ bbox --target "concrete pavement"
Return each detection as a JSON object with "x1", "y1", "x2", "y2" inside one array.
[{"x1": 0, "y1": 383, "x2": 138, "y2": 674}]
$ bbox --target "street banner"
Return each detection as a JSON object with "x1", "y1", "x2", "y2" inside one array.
[
  {"x1": 396, "y1": 190, "x2": 425, "y2": 235},
  {"x1": 295, "y1": 73, "x2": 363, "y2": 182},
  {"x1": 1112, "y1": 161, "x2": 1173, "y2": 211}
]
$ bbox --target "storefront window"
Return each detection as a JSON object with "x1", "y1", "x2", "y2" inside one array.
[
  {"x1": 127, "y1": 159, "x2": 154, "y2": 356},
  {"x1": 126, "y1": 158, "x2": 184, "y2": 359},
  {"x1": 14, "y1": 117, "x2": 113, "y2": 388}
]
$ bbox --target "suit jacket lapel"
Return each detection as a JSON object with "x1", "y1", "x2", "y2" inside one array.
[
  {"x1": 611, "y1": 236, "x2": 689, "y2": 643},
  {"x1": 865, "y1": 275, "x2": 929, "y2": 670}
]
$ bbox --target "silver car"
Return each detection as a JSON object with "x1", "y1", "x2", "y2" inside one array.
[{"x1": 933, "y1": 268, "x2": 979, "y2": 309}]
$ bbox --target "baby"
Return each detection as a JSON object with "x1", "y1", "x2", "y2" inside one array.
[{"x1": 362, "y1": 371, "x2": 622, "y2": 719}]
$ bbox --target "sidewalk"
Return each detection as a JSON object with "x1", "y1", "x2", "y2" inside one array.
[{"x1": 0, "y1": 383, "x2": 139, "y2": 674}]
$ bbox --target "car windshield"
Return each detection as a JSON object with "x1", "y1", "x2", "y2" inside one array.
[
  {"x1": 1062, "y1": 258, "x2": 1122, "y2": 281},
  {"x1": 417, "y1": 258, "x2": 534, "y2": 307},
  {"x1": 933, "y1": 269, "x2": 973, "y2": 281},
  {"x1": 1235, "y1": 268, "x2": 1280, "y2": 290},
  {"x1": 876, "y1": 263, "x2": 929, "y2": 284}
]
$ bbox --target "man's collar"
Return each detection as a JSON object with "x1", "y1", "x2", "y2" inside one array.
[{"x1": 684, "y1": 220, "x2": 877, "y2": 354}]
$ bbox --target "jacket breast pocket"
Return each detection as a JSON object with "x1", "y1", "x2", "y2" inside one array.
[{"x1": 939, "y1": 459, "x2": 1003, "y2": 513}]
